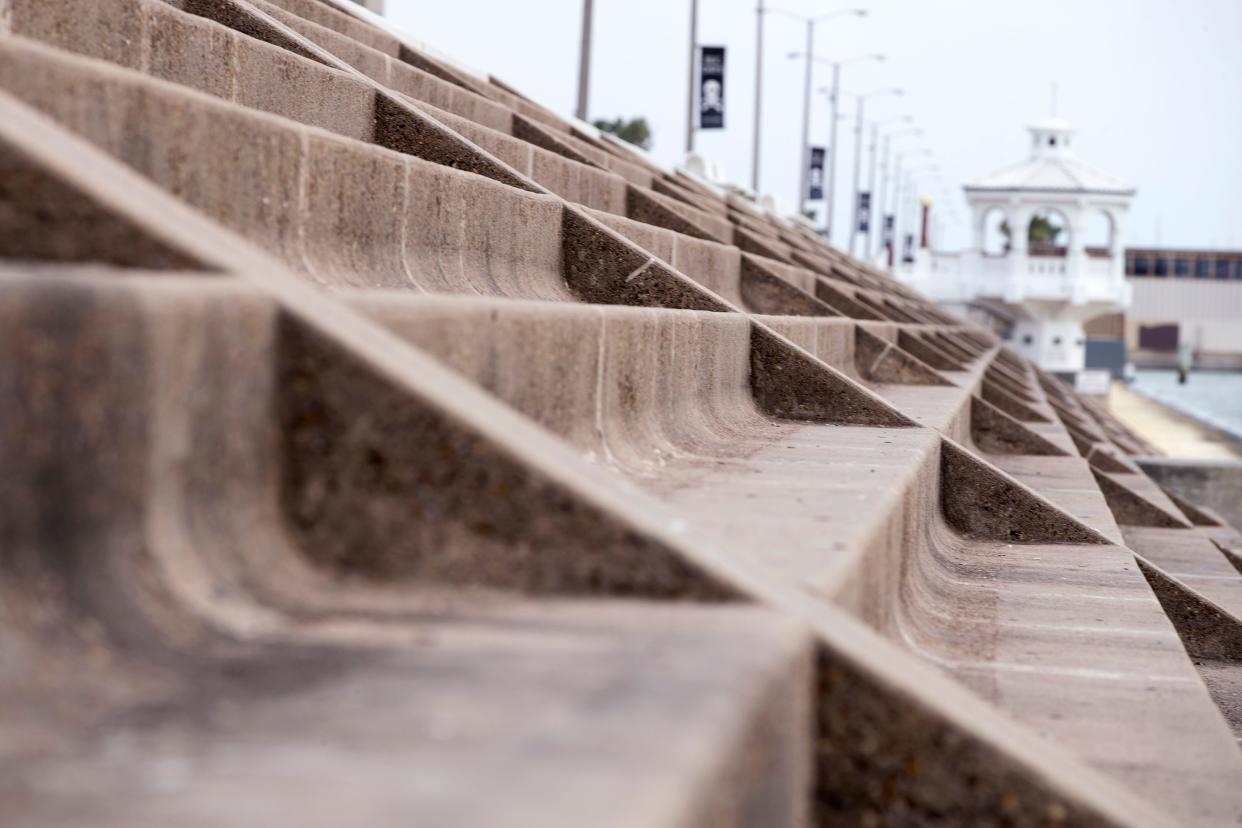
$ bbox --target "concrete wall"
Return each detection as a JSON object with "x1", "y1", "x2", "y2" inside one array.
[{"x1": 1136, "y1": 458, "x2": 1242, "y2": 530}]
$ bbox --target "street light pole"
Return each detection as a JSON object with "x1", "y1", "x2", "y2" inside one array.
[
  {"x1": 874, "y1": 123, "x2": 918, "y2": 258},
  {"x1": 901, "y1": 161, "x2": 938, "y2": 260},
  {"x1": 876, "y1": 133, "x2": 892, "y2": 259},
  {"x1": 889, "y1": 152, "x2": 904, "y2": 267},
  {"x1": 686, "y1": 0, "x2": 699, "y2": 155},
  {"x1": 780, "y1": 9, "x2": 867, "y2": 220},
  {"x1": 864, "y1": 121, "x2": 879, "y2": 257},
  {"x1": 751, "y1": 0, "x2": 764, "y2": 192},
  {"x1": 797, "y1": 19, "x2": 814, "y2": 216},
  {"x1": 891, "y1": 150, "x2": 929, "y2": 265},
  {"x1": 848, "y1": 96, "x2": 865, "y2": 255},
  {"x1": 812, "y1": 53, "x2": 883, "y2": 243},
  {"x1": 826, "y1": 62, "x2": 841, "y2": 238},
  {"x1": 575, "y1": 0, "x2": 593, "y2": 122},
  {"x1": 848, "y1": 87, "x2": 902, "y2": 256}
]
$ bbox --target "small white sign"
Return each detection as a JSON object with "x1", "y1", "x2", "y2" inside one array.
[{"x1": 1075, "y1": 369, "x2": 1111, "y2": 396}]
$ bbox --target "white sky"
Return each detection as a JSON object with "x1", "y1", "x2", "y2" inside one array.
[{"x1": 388, "y1": 0, "x2": 1242, "y2": 252}]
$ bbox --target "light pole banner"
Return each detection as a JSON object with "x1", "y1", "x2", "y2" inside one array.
[
  {"x1": 699, "y1": 46, "x2": 725, "y2": 129},
  {"x1": 903, "y1": 233, "x2": 915, "y2": 263},
  {"x1": 857, "y1": 192, "x2": 872, "y2": 232},
  {"x1": 807, "y1": 146, "x2": 825, "y2": 200},
  {"x1": 883, "y1": 214, "x2": 895, "y2": 246}
]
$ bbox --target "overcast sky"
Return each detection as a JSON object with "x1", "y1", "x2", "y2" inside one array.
[{"x1": 389, "y1": 0, "x2": 1242, "y2": 252}]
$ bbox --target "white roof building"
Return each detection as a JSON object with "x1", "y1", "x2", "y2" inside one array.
[{"x1": 902, "y1": 117, "x2": 1136, "y2": 377}]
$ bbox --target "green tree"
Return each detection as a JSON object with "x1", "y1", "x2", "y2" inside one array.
[
  {"x1": 593, "y1": 116, "x2": 652, "y2": 150},
  {"x1": 1000, "y1": 214, "x2": 1063, "y2": 248}
]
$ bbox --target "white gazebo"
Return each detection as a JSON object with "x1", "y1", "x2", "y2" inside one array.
[{"x1": 904, "y1": 117, "x2": 1136, "y2": 378}]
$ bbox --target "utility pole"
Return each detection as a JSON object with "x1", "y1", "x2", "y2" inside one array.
[
  {"x1": 686, "y1": 0, "x2": 699, "y2": 154},
  {"x1": 575, "y1": 0, "x2": 593, "y2": 122},
  {"x1": 751, "y1": 0, "x2": 765, "y2": 192}
]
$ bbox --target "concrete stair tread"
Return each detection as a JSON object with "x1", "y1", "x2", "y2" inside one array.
[{"x1": 2, "y1": 599, "x2": 810, "y2": 828}]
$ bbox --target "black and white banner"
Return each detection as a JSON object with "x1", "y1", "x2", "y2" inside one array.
[
  {"x1": 903, "y1": 233, "x2": 915, "y2": 262},
  {"x1": 882, "y1": 214, "x2": 895, "y2": 246},
  {"x1": 807, "y1": 146, "x2": 825, "y2": 200},
  {"x1": 699, "y1": 46, "x2": 725, "y2": 129},
  {"x1": 856, "y1": 192, "x2": 872, "y2": 232}
]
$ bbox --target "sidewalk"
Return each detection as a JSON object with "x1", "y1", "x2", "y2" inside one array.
[{"x1": 1108, "y1": 382, "x2": 1242, "y2": 460}]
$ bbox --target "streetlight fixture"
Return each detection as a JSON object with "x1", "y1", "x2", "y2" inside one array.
[
  {"x1": 764, "y1": 7, "x2": 867, "y2": 215},
  {"x1": 847, "y1": 87, "x2": 903, "y2": 256}
]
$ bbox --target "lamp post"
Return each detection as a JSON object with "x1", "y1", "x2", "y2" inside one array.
[
  {"x1": 902, "y1": 161, "x2": 939, "y2": 260},
  {"x1": 890, "y1": 148, "x2": 931, "y2": 266},
  {"x1": 848, "y1": 87, "x2": 902, "y2": 256},
  {"x1": 865, "y1": 115, "x2": 911, "y2": 258},
  {"x1": 751, "y1": 0, "x2": 765, "y2": 191},
  {"x1": 770, "y1": 8, "x2": 867, "y2": 216},
  {"x1": 575, "y1": 0, "x2": 594, "y2": 122},
  {"x1": 874, "y1": 124, "x2": 920, "y2": 258},
  {"x1": 799, "y1": 51, "x2": 884, "y2": 239},
  {"x1": 685, "y1": 0, "x2": 699, "y2": 154}
]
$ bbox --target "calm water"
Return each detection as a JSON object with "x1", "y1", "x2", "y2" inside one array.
[{"x1": 1131, "y1": 370, "x2": 1242, "y2": 439}]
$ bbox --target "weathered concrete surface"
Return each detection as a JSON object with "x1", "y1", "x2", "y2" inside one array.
[
  {"x1": 1138, "y1": 457, "x2": 1242, "y2": 531},
  {"x1": 2, "y1": 0, "x2": 1242, "y2": 824}
]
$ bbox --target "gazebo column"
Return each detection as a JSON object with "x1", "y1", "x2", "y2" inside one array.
[
  {"x1": 1107, "y1": 205, "x2": 1127, "y2": 283},
  {"x1": 1004, "y1": 202, "x2": 1032, "y2": 305},
  {"x1": 1065, "y1": 203, "x2": 1087, "y2": 304}
]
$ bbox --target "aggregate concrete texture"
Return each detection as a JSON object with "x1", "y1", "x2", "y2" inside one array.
[{"x1": 2, "y1": 1, "x2": 1241, "y2": 825}]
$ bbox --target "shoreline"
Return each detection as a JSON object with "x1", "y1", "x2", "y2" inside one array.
[
  {"x1": 1107, "y1": 381, "x2": 1242, "y2": 460},
  {"x1": 1132, "y1": 369, "x2": 1242, "y2": 443}
]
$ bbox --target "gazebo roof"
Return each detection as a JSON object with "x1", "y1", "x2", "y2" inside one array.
[
  {"x1": 965, "y1": 155, "x2": 1135, "y2": 195},
  {"x1": 965, "y1": 117, "x2": 1135, "y2": 196}
]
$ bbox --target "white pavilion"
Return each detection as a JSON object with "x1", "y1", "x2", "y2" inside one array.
[{"x1": 901, "y1": 117, "x2": 1136, "y2": 379}]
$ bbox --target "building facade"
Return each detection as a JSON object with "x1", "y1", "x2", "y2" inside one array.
[{"x1": 1090, "y1": 248, "x2": 1242, "y2": 368}]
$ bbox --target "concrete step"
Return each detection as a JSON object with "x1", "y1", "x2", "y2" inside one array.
[
  {"x1": 3, "y1": 5, "x2": 1240, "y2": 822},
  {"x1": 0, "y1": 267, "x2": 814, "y2": 827},
  {"x1": 4, "y1": 0, "x2": 958, "y2": 326},
  {"x1": 0, "y1": 258, "x2": 1209, "y2": 824}
]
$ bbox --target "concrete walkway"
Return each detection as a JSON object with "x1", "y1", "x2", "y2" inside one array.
[{"x1": 1108, "y1": 382, "x2": 1242, "y2": 460}]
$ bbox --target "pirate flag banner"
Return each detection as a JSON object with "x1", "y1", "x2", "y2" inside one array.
[
  {"x1": 699, "y1": 46, "x2": 725, "y2": 129},
  {"x1": 857, "y1": 192, "x2": 872, "y2": 233},
  {"x1": 807, "y1": 146, "x2": 825, "y2": 200}
]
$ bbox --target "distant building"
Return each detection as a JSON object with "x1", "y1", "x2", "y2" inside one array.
[{"x1": 1085, "y1": 248, "x2": 1242, "y2": 369}]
